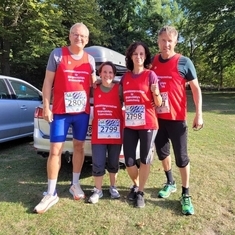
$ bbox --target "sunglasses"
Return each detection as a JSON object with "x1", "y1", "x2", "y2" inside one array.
[{"x1": 193, "y1": 124, "x2": 204, "y2": 131}]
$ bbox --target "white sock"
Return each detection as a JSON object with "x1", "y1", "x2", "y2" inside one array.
[
  {"x1": 47, "y1": 179, "x2": 57, "y2": 195},
  {"x1": 72, "y1": 172, "x2": 80, "y2": 185}
]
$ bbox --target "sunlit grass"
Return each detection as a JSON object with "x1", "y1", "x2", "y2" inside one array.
[{"x1": 0, "y1": 91, "x2": 235, "y2": 235}]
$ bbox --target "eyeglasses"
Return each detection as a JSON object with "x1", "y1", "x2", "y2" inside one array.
[
  {"x1": 193, "y1": 124, "x2": 204, "y2": 131},
  {"x1": 71, "y1": 32, "x2": 88, "y2": 39}
]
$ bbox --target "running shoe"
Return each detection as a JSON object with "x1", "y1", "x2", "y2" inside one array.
[
  {"x1": 34, "y1": 193, "x2": 59, "y2": 214},
  {"x1": 158, "y1": 182, "x2": 176, "y2": 198},
  {"x1": 109, "y1": 186, "x2": 120, "y2": 199},
  {"x1": 127, "y1": 185, "x2": 138, "y2": 201},
  {"x1": 69, "y1": 183, "x2": 85, "y2": 200},
  {"x1": 135, "y1": 191, "x2": 145, "y2": 208},
  {"x1": 88, "y1": 188, "x2": 103, "y2": 204},
  {"x1": 180, "y1": 194, "x2": 195, "y2": 215}
]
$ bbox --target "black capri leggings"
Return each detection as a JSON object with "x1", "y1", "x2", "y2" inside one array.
[
  {"x1": 123, "y1": 127, "x2": 157, "y2": 167},
  {"x1": 154, "y1": 119, "x2": 189, "y2": 168}
]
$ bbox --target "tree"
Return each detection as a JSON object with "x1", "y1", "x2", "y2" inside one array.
[
  {"x1": 96, "y1": 0, "x2": 160, "y2": 53},
  {"x1": 0, "y1": 0, "x2": 108, "y2": 87},
  {"x1": 96, "y1": 0, "x2": 185, "y2": 55},
  {"x1": 179, "y1": 0, "x2": 235, "y2": 87},
  {"x1": 0, "y1": 0, "x2": 65, "y2": 86},
  {"x1": 54, "y1": 0, "x2": 108, "y2": 46}
]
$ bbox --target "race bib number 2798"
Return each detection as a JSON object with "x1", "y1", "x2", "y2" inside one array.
[{"x1": 125, "y1": 105, "x2": 146, "y2": 126}]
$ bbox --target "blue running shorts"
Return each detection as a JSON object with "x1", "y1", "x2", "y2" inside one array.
[{"x1": 50, "y1": 113, "x2": 89, "y2": 142}]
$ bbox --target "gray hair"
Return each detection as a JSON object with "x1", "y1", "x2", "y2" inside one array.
[
  {"x1": 158, "y1": 25, "x2": 178, "y2": 38},
  {"x1": 69, "y1": 22, "x2": 89, "y2": 36}
]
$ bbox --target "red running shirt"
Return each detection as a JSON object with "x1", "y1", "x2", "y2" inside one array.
[
  {"x1": 122, "y1": 70, "x2": 158, "y2": 130},
  {"x1": 52, "y1": 47, "x2": 92, "y2": 114},
  {"x1": 91, "y1": 84, "x2": 123, "y2": 144},
  {"x1": 151, "y1": 54, "x2": 187, "y2": 120}
]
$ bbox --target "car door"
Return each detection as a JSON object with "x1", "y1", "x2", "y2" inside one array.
[
  {"x1": 0, "y1": 78, "x2": 21, "y2": 142},
  {"x1": 8, "y1": 79, "x2": 42, "y2": 135}
]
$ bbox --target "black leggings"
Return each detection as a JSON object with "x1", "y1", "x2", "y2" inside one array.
[
  {"x1": 123, "y1": 128, "x2": 157, "y2": 167},
  {"x1": 154, "y1": 119, "x2": 189, "y2": 168}
]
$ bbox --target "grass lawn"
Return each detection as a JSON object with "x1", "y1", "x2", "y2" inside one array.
[{"x1": 0, "y1": 91, "x2": 235, "y2": 235}]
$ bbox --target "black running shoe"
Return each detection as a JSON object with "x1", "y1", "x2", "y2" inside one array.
[
  {"x1": 135, "y1": 191, "x2": 145, "y2": 208},
  {"x1": 127, "y1": 185, "x2": 138, "y2": 201}
]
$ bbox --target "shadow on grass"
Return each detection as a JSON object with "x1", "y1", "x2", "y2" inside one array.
[
  {"x1": 0, "y1": 138, "x2": 95, "y2": 213},
  {"x1": 0, "y1": 138, "x2": 183, "y2": 216},
  {"x1": 145, "y1": 187, "x2": 183, "y2": 215}
]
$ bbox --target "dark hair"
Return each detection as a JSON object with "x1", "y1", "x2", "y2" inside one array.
[
  {"x1": 125, "y1": 41, "x2": 151, "y2": 71},
  {"x1": 98, "y1": 61, "x2": 117, "y2": 75}
]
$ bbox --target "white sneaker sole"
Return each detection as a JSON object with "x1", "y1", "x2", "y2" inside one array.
[
  {"x1": 88, "y1": 198, "x2": 99, "y2": 204},
  {"x1": 69, "y1": 188, "x2": 85, "y2": 200},
  {"x1": 110, "y1": 194, "x2": 120, "y2": 199},
  {"x1": 34, "y1": 196, "x2": 59, "y2": 214},
  {"x1": 88, "y1": 194, "x2": 103, "y2": 204}
]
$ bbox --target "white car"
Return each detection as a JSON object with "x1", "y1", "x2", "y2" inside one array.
[
  {"x1": 34, "y1": 105, "x2": 100, "y2": 162},
  {"x1": 33, "y1": 46, "x2": 140, "y2": 164}
]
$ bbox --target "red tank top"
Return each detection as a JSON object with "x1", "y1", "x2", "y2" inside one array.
[
  {"x1": 52, "y1": 47, "x2": 92, "y2": 114},
  {"x1": 91, "y1": 84, "x2": 123, "y2": 144},
  {"x1": 122, "y1": 70, "x2": 158, "y2": 130},
  {"x1": 151, "y1": 54, "x2": 187, "y2": 120}
]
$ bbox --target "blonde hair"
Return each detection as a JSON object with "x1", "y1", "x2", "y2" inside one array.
[{"x1": 158, "y1": 25, "x2": 178, "y2": 38}]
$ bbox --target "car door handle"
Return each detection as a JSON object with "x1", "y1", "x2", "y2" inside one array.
[{"x1": 20, "y1": 105, "x2": 27, "y2": 110}]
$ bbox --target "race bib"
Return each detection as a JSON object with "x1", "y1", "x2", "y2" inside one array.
[
  {"x1": 64, "y1": 91, "x2": 87, "y2": 113},
  {"x1": 98, "y1": 119, "x2": 120, "y2": 139},
  {"x1": 156, "y1": 92, "x2": 170, "y2": 114},
  {"x1": 125, "y1": 105, "x2": 146, "y2": 126}
]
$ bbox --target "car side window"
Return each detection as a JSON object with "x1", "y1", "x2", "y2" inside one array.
[
  {"x1": 9, "y1": 80, "x2": 41, "y2": 101},
  {"x1": 0, "y1": 79, "x2": 9, "y2": 99}
]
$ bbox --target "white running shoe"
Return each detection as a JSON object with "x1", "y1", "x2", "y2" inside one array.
[
  {"x1": 34, "y1": 193, "x2": 59, "y2": 214},
  {"x1": 109, "y1": 186, "x2": 120, "y2": 199},
  {"x1": 69, "y1": 184, "x2": 85, "y2": 200},
  {"x1": 88, "y1": 188, "x2": 103, "y2": 204}
]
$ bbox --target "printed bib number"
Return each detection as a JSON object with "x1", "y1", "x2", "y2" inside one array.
[
  {"x1": 98, "y1": 119, "x2": 120, "y2": 139},
  {"x1": 64, "y1": 91, "x2": 87, "y2": 113},
  {"x1": 156, "y1": 92, "x2": 170, "y2": 114},
  {"x1": 125, "y1": 105, "x2": 145, "y2": 126}
]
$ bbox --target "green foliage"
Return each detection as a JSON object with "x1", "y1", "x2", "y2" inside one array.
[
  {"x1": 0, "y1": 0, "x2": 66, "y2": 86},
  {"x1": 96, "y1": 0, "x2": 184, "y2": 55},
  {"x1": 179, "y1": 0, "x2": 235, "y2": 87},
  {"x1": 0, "y1": 0, "x2": 108, "y2": 87},
  {"x1": 54, "y1": 0, "x2": 108, "y2": 46},
  {"x1": 1, "y1": 0, "x2": 235, "y2": 87}
]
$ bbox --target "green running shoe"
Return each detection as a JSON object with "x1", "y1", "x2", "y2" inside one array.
[
  {"x1": 158, "y1": 182, "x2": 176, "y2": 198},
  {"x1": 180, "y1": 194, "x2": 194, "y2": 215}
]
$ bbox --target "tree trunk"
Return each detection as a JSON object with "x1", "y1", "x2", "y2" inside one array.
[
  {"x1": 1, "y1": 38, "x2": 11, "y2": 75},
  {"x1": 219, "y1": 56, "x2": 223, "y2": 89}
]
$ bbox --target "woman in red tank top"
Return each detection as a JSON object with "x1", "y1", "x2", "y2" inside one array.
[
  {"x1": 121, "y1": 41, "x2": 162, "y2": 208},
  {"x1": 88, "y1": 61, "x2": 123, "y2": 204}
]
